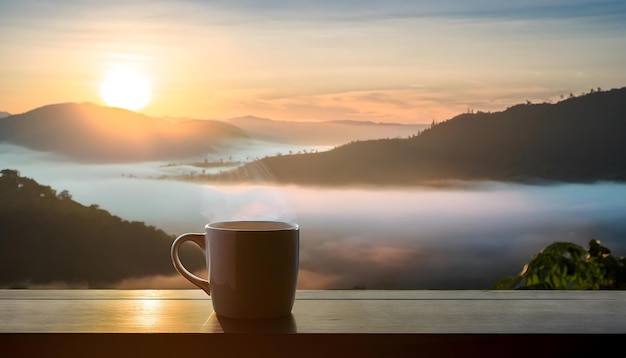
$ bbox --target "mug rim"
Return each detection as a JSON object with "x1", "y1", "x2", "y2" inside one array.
[{"x1": 206, "y1": 220, "x2": 299, "y2": 232}]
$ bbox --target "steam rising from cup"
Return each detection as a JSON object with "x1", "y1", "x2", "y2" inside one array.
[
  {"x1": 200, "y1": 185, "x2": 297, "y2": 223},
  {"x1": 199, "y1": 156, "x2": 297, "y2": 223}
]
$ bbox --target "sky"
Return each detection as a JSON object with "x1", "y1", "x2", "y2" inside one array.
[{"x1": 2, "y1": 0, "x2": 626, "y2": 123}]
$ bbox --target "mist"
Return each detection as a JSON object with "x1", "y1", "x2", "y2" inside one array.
[{"x1": 2, "y1": 143, "x2": 626, "y2": 289}]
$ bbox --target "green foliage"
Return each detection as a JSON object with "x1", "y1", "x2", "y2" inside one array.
[
  {"x1": 0, "y1": 169, "x2": 204, "y2": 288},
  {"x1": 492, "y1": 240, "x2": 626, "y2": 290}
]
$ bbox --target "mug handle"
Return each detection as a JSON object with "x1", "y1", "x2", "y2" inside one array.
[{"x1": 171, "y1": 233, "x2": 210, "y2": 295}]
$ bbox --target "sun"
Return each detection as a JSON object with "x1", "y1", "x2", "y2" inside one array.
[{"x1": 99, "y1": 69, "x2": 151, "y2": 111}]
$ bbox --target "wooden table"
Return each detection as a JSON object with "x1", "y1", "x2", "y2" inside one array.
[{"x1": 1, "y1": 290, "x2": 624, "y2": 357}]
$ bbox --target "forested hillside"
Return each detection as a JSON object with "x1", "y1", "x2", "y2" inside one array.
[
  {"x1": 0, "y1": 169, "x2": 204, "y2": 287},
  {"x1": 235, "y1": 88, "x2": 626, "y2": 186}
]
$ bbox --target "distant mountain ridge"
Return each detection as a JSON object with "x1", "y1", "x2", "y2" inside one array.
[
  {"x1": 0, "y1": 103, "x2": 249, "y2": 162},
  {"x1": 0, "y1": 102, "x2": 428, "y2": 162},
  {"x1": 241, "y1": 87, "x2": 626, "y2": 185},
  {"x1": 227, "y1": 115, "x2": 428, "y2": 146}
]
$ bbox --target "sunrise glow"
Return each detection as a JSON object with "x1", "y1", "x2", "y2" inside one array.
[
  {"x1": 99, "y1": 69, "x2": 151, "y2": 111},
  {"x1": 1, "y1": 2, "x2": 626, "y2": 122}
]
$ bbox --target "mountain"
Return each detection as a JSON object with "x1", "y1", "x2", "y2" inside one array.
[
  {"x1": 230, "y1": 87, "x2": 626, "y2": 185},
  {"x1": 0, "y1": 111, "x2": 9, "y2": 118},
  {"x1": 0, "y1": 103, "x2": 249, "y2": 162},
  {"x1": 227, "y1": 116, "x2": 428, "y2": 146},
  {"x1": 0, "y1": 169, "x2": 204, "y2": 287}
]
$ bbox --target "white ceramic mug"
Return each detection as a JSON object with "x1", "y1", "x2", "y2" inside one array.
[{"x1": 171, "y1": 221, "x2": 299, "y2": 319}]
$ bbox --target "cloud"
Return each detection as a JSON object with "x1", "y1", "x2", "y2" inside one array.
[
  {"x1": 296, "y1": 269, "x2": 342, "y2": 289},
  {"x1": 218, "y1": 83, "x2": 586, "y2": 123},
  {"x1": 333, "y1": 245, "x2": 418, "y2": 269},
  {"x1": 179, "y1": 1, "x2": 626, "y2": 24}
]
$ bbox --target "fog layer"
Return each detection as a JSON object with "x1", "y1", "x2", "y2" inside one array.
[{"x1": 3, "y1": 144, "x2": 625, "y2": 289}]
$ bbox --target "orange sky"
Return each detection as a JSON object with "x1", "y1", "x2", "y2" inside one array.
[{"x1": 1, "y1": 1, "x2": 626, "y2": 123}]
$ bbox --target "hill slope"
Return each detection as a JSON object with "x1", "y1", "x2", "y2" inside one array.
[
  {"x1": 0, "y1": 103, "x2": 249, "y2": 162},
  {"x1": 247, "y1": 88, "x2": 626, "y2": 185},
  {"x1": 0, "y1": 169, "x2": 204, "y2": 287}
]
